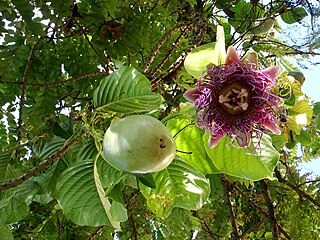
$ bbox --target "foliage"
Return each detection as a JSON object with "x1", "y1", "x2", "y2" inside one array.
[{"x1": 0, "y1": 0, "x2": 320, "y2": 239}]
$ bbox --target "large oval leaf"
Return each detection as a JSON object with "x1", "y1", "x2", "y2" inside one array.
[
  {"x1": 203, "y1": 132, "x2": 280, "y2": 181},
  {"x1": 140, "y1": 157, "x2": 210, "y2": 217},
  {"x1": 34, "y1": 137, "x2": 72, "y2": 196},
  {"x1": 93, "y1": 66, "x2": 161, "y2": 113},
  {"x1": 55, "y1": 159, "x2": 127, "y2": 228},
  {"x1": 166, "y1": 116, "x2": 220, "y2": 174}
]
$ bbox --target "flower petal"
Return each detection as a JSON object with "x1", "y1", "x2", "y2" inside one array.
[
  {"x1": 183, "y1": 88, "x2": 201, "y2": 102},
  {"x1": 235, "y1": 131, "x2": 251, "y2": 147},
  {"x1": 225, "y1": 46, "x2": 241, "y2": 65},
  {"x1": 261, "y1": 66, "x2": 280, "y2": 81},
  {"x1": 263, "y1": 121, "x2": 281, "y2": 135},
  {"x1": 208, "y1": 134, "x2": 224, "y2": 148}
]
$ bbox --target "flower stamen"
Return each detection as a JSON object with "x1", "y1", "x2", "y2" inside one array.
[{"x1": 218, "y1": 82, "x2": 251, "y2": 115}]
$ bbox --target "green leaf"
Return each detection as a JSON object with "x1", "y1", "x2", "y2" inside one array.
[
  {"x1": 135, "y1": 173, "x2": 156, "y2": 189},
  {"x1": 0, "y1": 225, "x2": 14, "y2": 240},
  {"x1": 76, "y1": 139, "x2": 99, "y2": 162},
  {"x1": 0, "y1": 152, "x2": 16, "y2": 181},
  {"x1": 37, "y1": 136, "x2": 66, "y2": 160},
  {"x1": 56, "y1": 160, "x2": 110, "y2": 227},
  {"x1": 270, "y1": 134, "x2": 288, "y2": 151},
  {"x1": 215, "y1": 0, "x2": 234, "y2": 9},
  {"x1": 55, "y1": 159, "x2": 127, "y2": 228},
  {"x1": 297, "y1": 130, "x2": 311, "y2": 146},
  {"x1": 110, "y1": 201, "x2": 128, "y2": 222},
  {"x1": 281, "y1": 7, "x2": 308, "y2": 24},
  {"x1": 315, "y1": 113, "x2": 320, "y2": 130},
  {"x1": 166, "y1": 117, "x2": 220, "y2": 174},
  {"x1": 34, "y1": 137, "x2": 72, "y2": 196},
  {"x1": 204, "y1": 132, "x2": 280, "y2": 181},
  {"x1": 140, "y1": 156, "x2": 210, "y2": 217},
  {"x1": 93, "y1": 158, "x2": 125, "y2": 230},
  {"x1": 287, "y1": 100, "x2": 313, "y2": 135},
  {"x1": 11, "y1": 0, "x2": 33, "y2": 21},
  {"x1": 2, "y1": 180, "x2": 39, "y2": 205},
  {"x1": 93, "y1": 66, "x2": 161, "y2": 113},
  {"x1": 0, "y1": 196, "x2": 29, "y2": 224},
  {"x1": 313, "y1": 102, "x2": 320, "y2": 115}
]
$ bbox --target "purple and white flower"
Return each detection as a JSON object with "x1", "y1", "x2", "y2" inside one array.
[{"x1": 184, "y1": 46, "x2": 282, "y2": 148}]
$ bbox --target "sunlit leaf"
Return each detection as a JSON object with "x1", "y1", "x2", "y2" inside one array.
[
  {"x1": 166, "y1": 117, "x2": 221, "y2": 174},
  {"x1": 287, "y1": 100, "x2": 313, "y2": 135},
  {"x1": 140, "y1": 156, "x2": 210, "y2": 217},
  {"x1": 204, "y1": 132, "x2": 280, "y2": 180}
]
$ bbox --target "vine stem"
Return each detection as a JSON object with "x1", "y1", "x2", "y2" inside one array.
[
  {"x1": 142, "y1": 23, "x2": 191, "y2": 74},
  {"x1": 260, "y1": 179, "x2": 279, "y2": 240},
  {"x1": 274, "y1": 167, "x2": 320, "y2": 208},
  {"x1": 0, "y1": 71, "x2": 108, "y2": 87},
  {"x1": 220, "y1": 174, "x2": 240, "y2": 239},
  {"x1": 17, "y1": 38, "x2": 42, "y2": 142},
  {"x1": 0, "y1": 131, "x2": 85, "y2": 190}
]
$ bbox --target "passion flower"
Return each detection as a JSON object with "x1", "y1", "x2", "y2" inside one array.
[{"x1": 184, "y1": 46, "x2": 282, "y2": 148}]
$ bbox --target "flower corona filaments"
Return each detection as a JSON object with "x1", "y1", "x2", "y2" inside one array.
[{"x1": 184, "y1": 46, "x2": 283, "y2": 148}]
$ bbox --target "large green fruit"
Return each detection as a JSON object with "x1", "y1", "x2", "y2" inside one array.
[{"x1": 103, "y1": 115, "x2": 176, "y2": 173}]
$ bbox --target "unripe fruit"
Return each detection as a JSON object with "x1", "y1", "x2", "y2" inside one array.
[{"x1": 103, "y1": 115, "x2": 176, "y2": 173}]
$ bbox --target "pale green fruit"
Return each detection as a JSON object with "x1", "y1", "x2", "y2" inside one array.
[{"x1": 103, "y1": 115, "x2": 176, "y2": 173}]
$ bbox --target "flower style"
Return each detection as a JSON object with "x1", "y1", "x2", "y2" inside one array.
[{"x1": 184, "y1": 46, "x2": 282, "y2": 148}]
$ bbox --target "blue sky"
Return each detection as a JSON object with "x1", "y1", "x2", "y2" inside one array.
[{"x1": 299, "y1": 65, "x2": 320, "y2": 177}]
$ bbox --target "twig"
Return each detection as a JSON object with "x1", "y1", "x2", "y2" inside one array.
[
  {"x1": 87, "y1": 226, "x2": 105, "y2": 240},
  {"x1": 277, "y1": 224, "x2": 292, "y2": 240},
  {"x1": 57, "y1": 212, "x2": 62, "y2": 240},
  {"x1": 148, "y1": 24, "x2": 192, "y2": 79},
  {"x1": 142, "y1": 23, "x2": 190, "y2": 73},
  {"x1": 17, "y1": 38, "x2": 42, "y2": 142},
  {"x1": 230, "y1": 182, "x2": 266, "y2": 214},
  {"x1": 240, "y1": 217, "x2": 267, "y2": 239},
  {"x1": 260, "y1": 179, "x2": 279, "y2": 240},
  {"x1": 192, "y1": 211, "x2": 221, "y2": 239},
  {"x1": 75, "y1": 19, "x2": 109, "y2": 67},
  {"x1": 0, "y1": 71, "x2": 107, "y2": 88},
  {"x1": 151, "y1": 23, "x2": 206, "y2": 86},
  {"x1": 274, "y1": 167, "x2": 320, "y2": 208},
  {"x1": 231, "y1": 182, "x2": 292, "y2": 239},
  {"x1": 0, "y1": 131, "x2": 84, "y2": 190},
  {"x1": 220, "y1": 174, "x2": 240, "y2": 239},
  {"x1": 298, "y1": 179, "x2": 320, "y2": 187}
]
